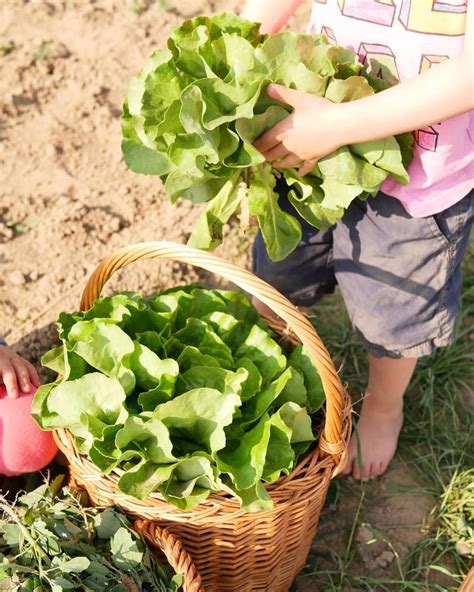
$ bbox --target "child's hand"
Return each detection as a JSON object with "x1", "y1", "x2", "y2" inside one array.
[
  {"x1": 0, "y1": 346, "x2": 40, "y2": 399},
  {"x1": 254, "y1": 84, "x2": 343, "y2": 176}
]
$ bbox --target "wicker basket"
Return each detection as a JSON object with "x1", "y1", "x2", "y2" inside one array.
[
  {"x1": 54, "y1": 241, "x2": 351, "y2": 592},
  {"x1": 459, "y1": 568, "x2": 473, "y2": 592}
]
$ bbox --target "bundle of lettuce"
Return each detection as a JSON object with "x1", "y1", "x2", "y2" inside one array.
[
  {"x1": 33, "y1": 287, "x2": 325, "y2": 512},
  {"x1": 121, "y1": 13, "x2": 413, "y2": 261}
]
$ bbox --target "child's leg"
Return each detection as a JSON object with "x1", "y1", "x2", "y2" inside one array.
[
  {"x1": 334, "y1": 190, "x2": 473, "y2": 480},
  {"x1": 341, "y1": 355, "x2": 416, "y2": 480},
  {"x1": 254, "y1": 290, "x2": 414, "y2": 481}
]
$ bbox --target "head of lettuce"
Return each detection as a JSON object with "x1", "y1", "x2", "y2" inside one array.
[
  {"x1": 33, "y1": 286, "x2": 326, "y2": 511},
  {"x1": 121, "y1": 13, "x2": 412, "y2": 262}
]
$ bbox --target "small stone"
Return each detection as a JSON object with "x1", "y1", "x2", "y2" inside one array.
[
  {"x1": 375, "y1": 551, "x2": 394, "y2": 568},
  {"x1": 107, "y1": 217, "x2": 121, "y2": 232},
  {"x1": 175, "y1": 0, "x2": 209, "y2": 18},
  {"x1": 54, "y1": 42, "x2": 71, "y2": 58},
  {"x1": 7, "y1": 270, "x2": 26, "y2": 286},
  {"x1": 455, "y1": 541, "x2": 471, "y2": 556},
  {"x1": 119, "y1": 185, "x2": 130, "y2": 196},
  {"x1": 0, "y1": 224, "x2": 14, "y2": 241},
  {"x1": 16, "y1": 308, "x2": 30, "y2": 321},
  {"x1": 356, "y1": 525, "x2": 373, "y2": 544},
  {"x1": 29, "y1": 270, "x2": 39, "y2": 281}
]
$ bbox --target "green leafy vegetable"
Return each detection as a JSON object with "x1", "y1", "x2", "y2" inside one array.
[
  {"x1": 121, "y1": 14, "x2": 413, "y2": 261},
  {"x1": 0, "y1": 479, "x2": 181, "y2": 591},
  {"x1": 34, "y1": 287, "x2": 325, "y2": 511}
]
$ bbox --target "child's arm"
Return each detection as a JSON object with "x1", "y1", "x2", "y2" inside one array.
[
  {"x1": 241, "y1": 0, "x2": 305, "y2": 34},
  {"x1": 0, "y1": 344, "x2": 40, "y2": 399},
  {"x1": 255, "y1": 3, "x2": 474, "y2": 174}
]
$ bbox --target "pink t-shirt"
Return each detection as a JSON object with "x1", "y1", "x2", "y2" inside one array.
[{"x1": 307, "y1": 0, "x2": 474, "y2": 217}]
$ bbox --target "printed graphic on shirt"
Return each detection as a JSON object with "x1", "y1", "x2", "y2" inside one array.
[
  {"x1": 333, "y1": 0, "x2": 467, "y2": 35},
  {"x1": 358, "y1": 41, "x2": 400, "y2": 84},
  {"x1": 321, "y1": 25, "x2": 337, "y2": 43},
  {"x1": 412, "y1": 54, "x2": 449, "y2": 151},
  {"x1": 413, "y1": 127, "x2": 438, "y2": 152},
  {"x1": 419, "y1": 53, "x2": 449, "y2": 73},
  {"x1": 398, "y1": 0, "x2": 467, "y2": 36},
  {"x1": 311, "y1": 2, "x2": 468, "y2": 153},
  {"x1": 337, "y1": 0, "x2": 396, "y2": 27}
]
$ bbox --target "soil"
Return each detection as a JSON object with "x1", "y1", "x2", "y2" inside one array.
[
  {"x1": 0, "y1": 2, "x2": 439, "y2": 590},
  {"x1": 294, "y1": 463, "x2": 438, "y2": 591}
]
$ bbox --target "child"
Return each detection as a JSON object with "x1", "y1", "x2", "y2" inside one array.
[
  {"x1": 0, "y1": 339, "x2": 57, "y2": 476},
  {"x1": 241, "y1": 0, "x2": 474, "y2": 480}
]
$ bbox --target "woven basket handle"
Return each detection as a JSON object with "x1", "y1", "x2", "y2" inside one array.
[
  {"x1": 80, "y1": 241, "x2": 345, "y2": 460},
  {"x1": 134, "y1": 519, "x2": 203, "y2": 591}
]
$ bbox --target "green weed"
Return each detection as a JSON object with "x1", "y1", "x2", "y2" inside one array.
[
  {"x1": 0, "y1": 41, "x2": 15, "y2": 56},
  {"x1": 33, "y1": 41, "x2": 55, "y2": 61},
  {"x1": 130, "y1": 0, "x2": 156, "y2": 14},
  {"x1": 7, "y1": 217, "x2": 41, "y2": 235}
]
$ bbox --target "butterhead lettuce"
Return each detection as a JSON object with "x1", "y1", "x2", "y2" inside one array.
[
  {"x1": 121, "y1": 14, "x2": 413, "y2": 261},
  {"x1": 33, "y1": 287, "x2": 325, "y2": 512}
]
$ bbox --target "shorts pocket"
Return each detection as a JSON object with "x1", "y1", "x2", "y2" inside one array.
[{"x1": 426, "y1": 193, "x2": 473, "y2": 247}]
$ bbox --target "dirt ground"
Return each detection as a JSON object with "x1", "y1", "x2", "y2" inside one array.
[{"x1": 0, "y1": 2, "x2": 440, "y2": 590}]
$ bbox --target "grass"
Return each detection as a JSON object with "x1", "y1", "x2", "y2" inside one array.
[
  {"x1": 0, "y1": 41, "x2": 15, "y2": 56},
  {"x1": 298, "y1": 241, "x2": 474, "y2": 591},
  {"x1": 129, "y1": 0, "x2": 165, "y2": 14},
  {"x1": 7, "y1": 217, "x2": 41, "y2": 236},
  {"x1": 32, "y1": 41, "x2": 55, "y2": 62}
]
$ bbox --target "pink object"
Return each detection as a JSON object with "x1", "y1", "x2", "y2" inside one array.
[
  {"x1": 0, "y1": 385, "x2": 57, "y2": 476},
  {"x1": 308, "y1": 0, "x2": 473, "y2": 217}
]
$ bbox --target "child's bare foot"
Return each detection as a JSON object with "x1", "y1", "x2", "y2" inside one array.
[{"x1": 341, "y1": 396, "x2": 404, "y2": 481}]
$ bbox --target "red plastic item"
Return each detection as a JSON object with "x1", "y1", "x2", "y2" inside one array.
[{"x1": 0, "y1": 385, "x2": 57, "y2": 476}]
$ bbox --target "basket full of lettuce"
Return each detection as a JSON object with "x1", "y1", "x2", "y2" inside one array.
[
  {"x1": 121, "y1": 14, "x2": 413, "y2": 262},
  {"x1": 32, "y1": 241, "x2": 349, "y2": 591}
]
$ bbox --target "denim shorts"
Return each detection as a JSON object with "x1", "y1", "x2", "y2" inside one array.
[{"x1": 252, "y1": 181, "x2": 473, "y2": 358}]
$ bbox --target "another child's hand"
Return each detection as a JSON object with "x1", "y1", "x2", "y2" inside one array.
[
  {"x1": 0, "y1": 345, "x2": 40, "y2": 399},
  {"x1": 254, "y1": 84, "x2": 343, "y2": 176}
]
